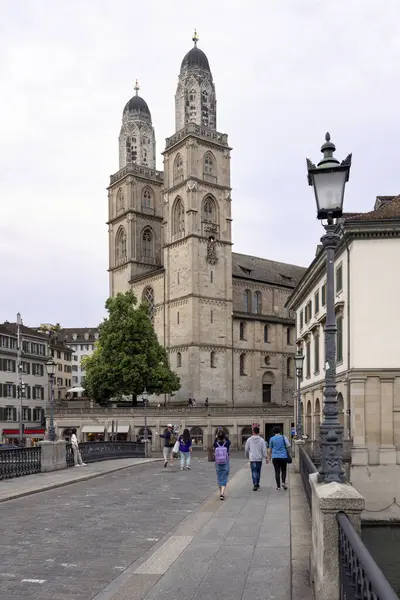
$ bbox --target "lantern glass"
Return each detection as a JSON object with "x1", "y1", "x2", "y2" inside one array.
[
  {"x1": 45, "y1": 358, "x2": 57, "y2": 377},
  {"x1": 312, "y1": 168, "x2": 347, "y2": 219},
  {"x1": 294, "y1": 351, "x2": 305, "y2": 372}
]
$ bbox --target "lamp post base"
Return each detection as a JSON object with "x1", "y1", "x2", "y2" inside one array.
[{"x1": 48, "y1": 426, "x2": 56, "y2": 442}]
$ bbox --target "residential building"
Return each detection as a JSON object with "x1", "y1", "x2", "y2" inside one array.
[
  {"x1": 50, "y1": 342, "x2": 73, "y2": 400},
  {"x1": 0, "y1": 322, "x2": 50, "y2": 445},
  {"x1": 286, "y1": 195, "x2": 400, "y2": 518},
  {"x1": 62, "y1": 328, "x2": 99, "y2": 389},
  {"x1": 107, "y1": 34, "x2": 306, "y2": 411}
]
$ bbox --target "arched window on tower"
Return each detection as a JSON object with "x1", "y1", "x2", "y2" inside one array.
[
  {"x1": 244, "y1": 289, "x2": 252, "y2": 313},
  {"x1": 176, "y1": 352, "x2": 182, "y2": 368},
  {"x1": 142, "y1": 187, "x2": 153, "y2": 211},
  {"x1": 173, "y1": 154, "x2": 184, "y2": 183},
  {"x1": 189, "y1": 88, "x2": 196, "y2": 102},
  {"x1": 253, "y1": 291, "x2": 262, "y2": 314},
  {"x1": 116, "y1": 188, "x2": 124, "y2": 213},
  {"x1": 172, "y1": 198, "x2": 185, "y2": 237},
  {"x1": 239, "y1": 321, "x2": 245, "y2": 340},
  {"x1": 239, "y1": 353, "x2": 246, "y2": 376},
  {"x1": 210, "y1": 351, "x2": 216, "y2": 368},
  {"x1": 142, "y1": 286, "x2": 156, "y2": 323},
  {"x1": 202, "y1": 196, "x2": 217, "y2": 224},
  {"x1": 286, "y1": 357, "x2": 293, "y2": 378},
  {"x1": 203, "y1": 152, "x2": 216, "y2": 181},
  {"x1": 115, "y1": 227, "x2": 127, "y2": 265},
  {"x1": 141, "y1": 228, "x2": 154, "y2": 260}
]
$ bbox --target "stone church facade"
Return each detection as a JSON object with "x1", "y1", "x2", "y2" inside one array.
[{"x1": 107, "y1": 35, "x2": 305, "y2": 408}]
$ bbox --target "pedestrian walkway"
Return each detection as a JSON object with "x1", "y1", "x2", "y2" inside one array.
[
  {"x1": 0, "y1": 457, "x2": 160, "y2": 503},
  {"x1": 94, "y1": 463, "x2": 312, "y2": 600}
]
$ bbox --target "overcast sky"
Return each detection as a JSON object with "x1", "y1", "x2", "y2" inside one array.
[{"x1": 1, "y1": 0, "x2": 399, "y2": 327}]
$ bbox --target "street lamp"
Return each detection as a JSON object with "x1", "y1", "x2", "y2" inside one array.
[
  {"x1": 294, "y1": 347, "x2": 305, "y2": 437},
  {"x1": 142, "y1": 389, "x2": 149, "y2": 443},
  {"x1": 45, "y1": 357, "x2": 57, "y2": 442},
  {"x1": 307, "y1": 132, "x2": 351, "y2": 484}
]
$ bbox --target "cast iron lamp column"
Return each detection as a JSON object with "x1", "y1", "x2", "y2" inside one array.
[
  {"x1": 142, "y1": 389, "x2": 149, "y2": 442},
  {"x1": 306, "y1": 133, "x2": 352, "y2": 484},
  {"x1": 294, "y1": 347, "x2": 305, "y2": 437},
  {"x1": 45, "y1": 357, "x2": 57, "y2": 442}
]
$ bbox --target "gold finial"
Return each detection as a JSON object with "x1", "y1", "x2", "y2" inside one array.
[
  {"x1": 134, "y1": 79, "x2": 140, "y2": 95},
  {"x1": 192, "y1": 29, "x2": 199, "y2": 46}
]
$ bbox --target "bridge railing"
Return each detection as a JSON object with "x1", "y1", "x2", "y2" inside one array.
[
  {"x1": 298, "y1": 444, "x2": 399, "y2": 600},
  {"x1": 0, "y1": 447, "x2": 41, "y2": 480},
  {"x1": 66, "y1": 441, "x2": 146, "y2": 467}
]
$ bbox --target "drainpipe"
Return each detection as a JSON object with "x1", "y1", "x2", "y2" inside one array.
[
  {"x1": 231, "y1": 315, "x2": 234, "y2": 407},
  {"x1": 344, "y1": 231, "x2": 351, "y2": 440}
]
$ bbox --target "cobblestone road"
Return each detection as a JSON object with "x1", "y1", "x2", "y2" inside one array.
[{"x1": 0, "y1": 456, "x2": 243, "y2": 600}]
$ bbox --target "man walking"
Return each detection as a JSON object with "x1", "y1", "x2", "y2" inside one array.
[
  {"x1": 245, "y1": 426, "x2": 267, "y2": 490},
  {"x1": 157, "y1": 424, "x2": 176, "y2": 467}
]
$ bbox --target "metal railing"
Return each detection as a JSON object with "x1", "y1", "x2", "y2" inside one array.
[
  {"x1": 0, "y1": 447, "x2": 41, "y2": 480},
  {"x1": 337, "y1": 512, "x2": 399, "y2": 600},
  {"x1": 66, "y1": 441, "x2": 145, "y2": 466},
  {"x1": 299, "y1": 444, "x2": 318, "y2": 509}
]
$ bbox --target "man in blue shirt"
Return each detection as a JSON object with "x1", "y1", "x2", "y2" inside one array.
[{"x1": 267, "y1": 425, "x2": 290, "y2": 490}]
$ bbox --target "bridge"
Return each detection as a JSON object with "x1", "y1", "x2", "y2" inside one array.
[{"x1": 0, "y1": 441, "x2": 398, "y2": 599}]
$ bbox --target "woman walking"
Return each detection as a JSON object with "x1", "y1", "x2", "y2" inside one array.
[
  {"x1": 179, "y1": 428, "x2": 192, "y2": 470},
  {"x1": 267, "y1": 426, "x2": 291, "y2": 491},
  {"x1": 214, "y1": 430, "x2": 231, "y2": 500}
]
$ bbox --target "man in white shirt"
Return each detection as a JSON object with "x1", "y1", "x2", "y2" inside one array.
[{"x1": 71, "y1": 428, "x2": 86, "y2": 467}]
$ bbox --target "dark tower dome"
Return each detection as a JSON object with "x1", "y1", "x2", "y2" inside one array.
[
  {"x1": 180, "y1": 30, "x2": 211, "y2": 73},
  {"x1": 123, "y1": 80, "x2": 151, "y2": 120}
]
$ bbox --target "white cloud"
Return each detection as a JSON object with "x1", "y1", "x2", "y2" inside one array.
[{"x1": 1, "y1": 0, "x2": 399, "y2": 325}]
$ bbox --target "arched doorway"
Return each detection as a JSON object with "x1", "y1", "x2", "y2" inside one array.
[
  {"x1": 337, "y1": 393, "x2": 344, "y2": 427},
  {"x1": 306, "y1": 400, "x2": 312, "y2": 437},
  {"x1": 137, "y1": 427, "x2": 153, "y2": 443},
  {"x1": 241, "y1": 426, "x2": 253, "y2": 446},
  {"x1": 314, "y1": 398, "x2": 321, "y2": 440},
  {"x1": 262, "y1": 371, "x2": 275, "y2": 403},
  {"x1": 190, "y1": 427, "x2": 203, "y2": 448}
]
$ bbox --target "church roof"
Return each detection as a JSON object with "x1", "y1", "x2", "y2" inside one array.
[
  {"x1": 232, "y1": 252, "x2": 306, "y2": 288},
  {"x1": 123, "y1": 95, "x2": 151, "y2": 120},
  {"x1": 181, "y1": 46, "x2": 211, "y2": 73}
]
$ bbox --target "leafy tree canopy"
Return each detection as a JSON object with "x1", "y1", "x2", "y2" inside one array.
[{"x1": 83, "y1": 291, "x2": 180, "y2": 405}]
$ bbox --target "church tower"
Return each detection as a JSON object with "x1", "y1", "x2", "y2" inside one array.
[
  {"x1": 108, "y1": 81, "x2": 164, "y2": 297},
  {"x1": 163, "y1": 32, "x2": 233, "y2": 405}
]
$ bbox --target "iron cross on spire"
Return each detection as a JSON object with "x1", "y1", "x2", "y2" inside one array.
[
  {"x1": 134, "y1": 79, "x2": 140, "y2": 95},
  {"x1": 192, "y1": 29, "x2": 199, "y2": 46}
]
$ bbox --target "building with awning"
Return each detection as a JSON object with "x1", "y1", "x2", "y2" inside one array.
[
  {"x1": 107, "y1": 424, "x2": 130, "y2": 441},
  {"x1": 107, "y1": 425, "x2": 130, "y2": 434},
  {"x1": 80, "y1": 424, "x2": 105, "y2": 441}
]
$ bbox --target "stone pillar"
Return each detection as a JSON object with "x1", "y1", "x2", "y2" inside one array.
[
  {"x1": 379, "y1": 378, "x2": 396, "y2": 465},
  {"x1": 310, "y1": 473, "x2": 365, "y2": 600},
  {"x1": 293, "y1": 439, "x2": 305, "y2": 473},
  {"x1": 39, "y1": 440, "x2": 67, "y2": 472},
  {"x1": 144, "y1": 440, "x2": 152, "y2": 458},
  {"x1": 350, "y1": 378, "x2": 368, "y2": 465}
]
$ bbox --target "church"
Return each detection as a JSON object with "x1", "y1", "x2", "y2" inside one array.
[{"x1": 107, "y1": 33, "x2": 306, "y2": 408}]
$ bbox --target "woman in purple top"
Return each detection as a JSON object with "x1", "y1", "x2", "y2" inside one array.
[{"x1": 179, "y1": 428, "x2": 192, "y2": 471}]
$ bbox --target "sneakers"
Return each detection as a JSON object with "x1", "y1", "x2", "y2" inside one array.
[
  {"x1": 220, "y1": 494, "x2": 225, "y2": 501},
  {"x1": 276, "y1": 487, "x2": 281, "y2": 491},
  {"x1": 164, "y1": 461, "x2": 168, "y2": 468},
  {"x1": 283, "y1": 484, "x2": 288, "y2": 490},
  {"x1": 180, "y1": 467, "x2": 184, "y2": 471},
  {"x1": 186, "y1": 466, "x2": 191, "y2": 470},
  {"x1": 253, "y1": 485, "x2": 258, "y2": 491},
  {"x1": 75, "y1": 464, "x2": 81, "y2": 468}
]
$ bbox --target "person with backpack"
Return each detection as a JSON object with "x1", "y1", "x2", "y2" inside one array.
[
  {"x1": 267, "y1": 425, "x2": 291, "y2": 490},
  {"x1": 156, "y1": 424, "x2": 176, "y2": 467},
  {"x1": 213, "y1": 430, "x2": 231, "y2": 500},
  {"x1": 245, "y1": 426, "x2": 267, "y2": 491},
  {"x1": 178, "y1": 428, "x2": 192, "y2": 470}
]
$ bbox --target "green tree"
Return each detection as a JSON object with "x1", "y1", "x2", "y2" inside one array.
[{"x1": 83, "y1": 291, "x2": 180, "y2": 405}]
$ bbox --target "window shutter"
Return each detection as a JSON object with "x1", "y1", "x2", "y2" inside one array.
[
  {"x1": 41, "y1": 387, "x2": 44, "y2": 400},
  {"x1": 12, "y1": 407, "x2": 17, "y2": 421},
  {"x1": 27, "y1": 408, "x2": 32, "y2": 421},
  {"x1": 32, "y1": 387, "x2": 36, "y2": 400},
  {"x1": 12, "y1": 385, "x2": 16, "y2": 398},
  {"x1": 12, "y1": 360, "x2": 16, "y2": 372},
  {"x1": 0, "y1": 407, "x2": 4, "y2": 420},
  {"x1": 0, "y1": 383, "x2": 3, "y2": 398},
  {"x1": 27, "y1": 362, "x2": 31, "y2": 374},
  {"x1": 27, "y1": 385, "x2": 31, "y2": 399},
  {"x1": 0, "y1": 358, "x2": 4, "y2": 371}
]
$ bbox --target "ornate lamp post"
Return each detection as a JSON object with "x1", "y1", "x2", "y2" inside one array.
[
  {"x1": 45, "y1": 357, "x2": 57, "y2": 442},
  {"x1": 294, "y1": 347, "x2": 305, "y2": 437},
  {"x1": 307, "y1": 133, "x2": 351, "y2": 484},
  {"x1": 142, "y1": 389, "x2": 149, "y2": 442}
]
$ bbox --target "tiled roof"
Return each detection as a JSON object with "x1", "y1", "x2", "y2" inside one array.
[
  {"x1": 232, "y1": 252, "x2": 306, "y2": 288},
  {"x1": 61, "y1": 327, "x2": 99, "y2": 344},
  {"x1": 0, "y1": 322, "x2": 49, "y2": 341},
  {"x1": 344, "y1": 196, "x2": 400, "y2": 222}
]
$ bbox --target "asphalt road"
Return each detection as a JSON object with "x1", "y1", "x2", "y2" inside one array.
[{"x1": 0, "y1": 456, "x2": 244, "y2": 600}]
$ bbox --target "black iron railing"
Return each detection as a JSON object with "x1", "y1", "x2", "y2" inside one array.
[
  {"x1": 0, "y1": 447, "x2": 41, "y2": 480},
  {"x1": 337, "y1": 512, "x2": 399, "y2": 600},
  {"x1": 66, "y1": 441, "x2": 145, "y2": 466},
  {"x1": 299, "y1": 444, "x2": 318, "y2": 509}
]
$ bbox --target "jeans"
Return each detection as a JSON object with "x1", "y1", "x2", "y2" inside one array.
[
  {"x1": 72, "y1": 444, "x2": 83, "y2": 466},
  {"x1": 180, "y1": 451, "x2": 191, "y2": 468},
  {"x1": 163, "y1": 447, "x2": 174, "y2": 462},
  {"x1": 216, "y1": 462, "x2": 230, "y2": 487},
  {"x1": 250, "y1": 461, "x2": 262, "y2": 486},
  {"x1": 272, "y1": 458, "x2": 287, "y2": 488}
]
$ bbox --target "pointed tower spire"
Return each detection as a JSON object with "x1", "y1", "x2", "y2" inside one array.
[
  {"x1": 192, "y1": 29, "x2": 199, "y2": 46},
  {"x1": 134, "y1": 79, "x2": 140, "y2": 95}
]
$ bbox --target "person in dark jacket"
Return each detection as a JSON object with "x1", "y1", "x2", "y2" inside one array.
[
  {"x1": 157, "y1": 424, "x2": 175, "y2": 467},
  {"x1": 179, "y1": 428, "x2": 192, "y2": 470}
]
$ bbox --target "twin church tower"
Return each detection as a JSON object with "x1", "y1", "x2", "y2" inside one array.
[{"x1": 107, "y1": 33, "x2": 234, "y2": 404}]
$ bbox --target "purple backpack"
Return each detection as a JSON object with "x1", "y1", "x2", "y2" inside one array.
[{"x1": 215, "y1": 442, "x2": 228, "y2": 465}]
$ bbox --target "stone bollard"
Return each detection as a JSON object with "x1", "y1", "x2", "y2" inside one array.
[
  {"x1": 144, "y1": 440, "x2": 152, "y2": 458},
  {"x1": 309, "y1": 472, "x2": 365, "y2": 600},
  {"x1": 39, "y1": 440, "x2": 67, "y2": 472},
  {"x1": 293, "y1": 439, "x2": 305, "y2": 473}
]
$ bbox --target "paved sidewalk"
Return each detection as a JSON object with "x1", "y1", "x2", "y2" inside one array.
[
  {"x1": 94, "y1": 463, "x2": 313, "y2": 600},
  {"x1": 0, "y1": 457, "x2": 161, "y2": 503}
]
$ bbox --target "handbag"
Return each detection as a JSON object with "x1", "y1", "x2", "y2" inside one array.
[
  {"x1": 285, "y1": 438, "x2": 293, "y2": 464},
  {"x1": 173, "y1": 440, "x2": 180, "y2": 454}
]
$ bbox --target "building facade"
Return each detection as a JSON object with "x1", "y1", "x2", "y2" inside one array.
[
  {"x1": 51, "y1": 342, "x2": 73, "y2": 400},
  {"x1": 62, "y1": 328, "x2": 99, "y2": 389},
  {"x1": 107, "y1": 35, "x2": 305, "y2": 408},
  {"x1": 0, "y1": 322, "x2": 50, "y2": 445},
  {"x1": 286, "y1": 195, "x2": 400, "y2": 518}
]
